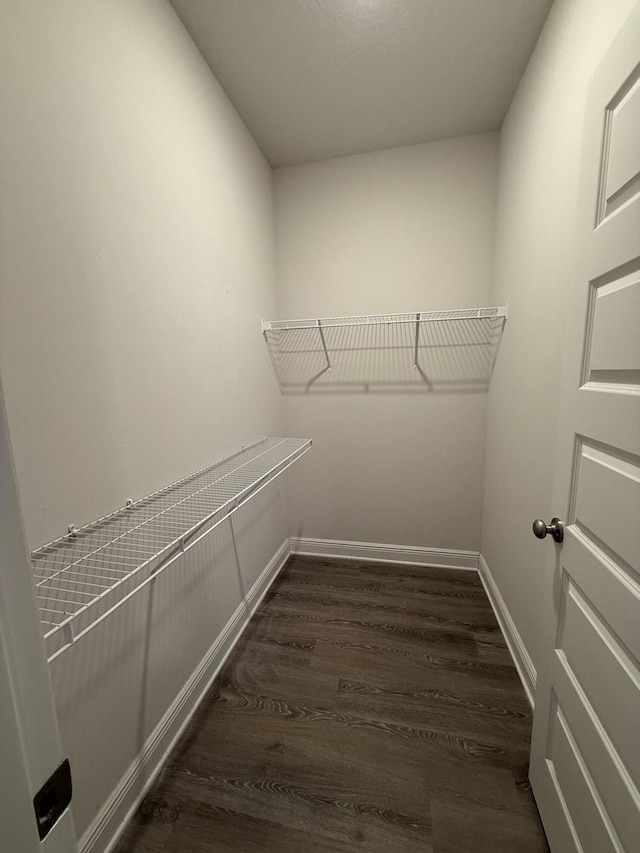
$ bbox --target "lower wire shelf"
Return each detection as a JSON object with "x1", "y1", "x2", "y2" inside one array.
[{"x1": 31, "y1": 436, "x2": 311, "y2": 662}]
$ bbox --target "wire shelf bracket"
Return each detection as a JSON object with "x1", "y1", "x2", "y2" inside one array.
[
  {"x1": 31, "y1": 437, "x2": 311, "y2": 662},
  {"x1": 262, "y1": 306, "x2": 508, "y2": 393}
]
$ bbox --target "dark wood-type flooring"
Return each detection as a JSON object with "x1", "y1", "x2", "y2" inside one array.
[{"x1": 115, "y1": 556, "x2": 550, "y2": 852}]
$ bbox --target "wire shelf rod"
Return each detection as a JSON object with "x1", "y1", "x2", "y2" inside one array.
[
  {"x1": 33, "y1": 437, "x2": 267, "y2": 556},
  {"x1": 44, "y1": 442, "x2": 310, "y2": 662},
  {"x1": 33, "y1": 439, "x2": 293, "y2": 590},
  {"x1": 262, "y1": 305, "x2": 508, "y2": 331},
  {"x1": 263, "y1": 306, "x2": 507, "y2": 391},
  {"x1": 31, "y1": 437, "x2": 311, "y2": 662}
]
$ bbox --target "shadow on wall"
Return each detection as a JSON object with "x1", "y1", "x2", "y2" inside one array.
[{"x1": 264, "y1": 314, "x2": 506, "y2": 394}]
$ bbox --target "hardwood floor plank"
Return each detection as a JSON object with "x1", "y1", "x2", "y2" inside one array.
[
  {"x1": 216, "y1": 648, "x2": 340, "y2": 710},
  {"x1": 114, "y1": 791, "x2": 181, "y2": 853},
  {"x1": 114, "y1": 557, "x2": 549, "y2": 853},
  {"x1": 279, "y1": 562, "x2": 490, "y2": 595},
  {"x1": 265, "y1": 587, "x2": 502, "y2": 634},
  {"x1": 249, "y1": 608, "x2": 481, "y2": 659},
  {"x1": 431, "y1": 793, "x2": 550, "y2": 853},
  {"x1": 284, "y1": 557, "x2": 480, "y2": 587},
  {"x1": 164, "y1": 767, "x2": 433, "y2": 852},
  {"x1": 310, "y1": 638, "x2": 528, "y2": 705},
  {"x1": 167, "y1": 805, "x2": 363, "y2": 853},
  {"x1": 209, "y1": 685, "x2": 530, "y2": 781},
  {"x1": 301, "y1": 634, "x2": 525, "y2": 683},
  {"x1": 174, "y1": 697, "x2": 523, "y2": 814},
  {"x1": 335, "y1": 677, "x2": 532, "y2": 744}
]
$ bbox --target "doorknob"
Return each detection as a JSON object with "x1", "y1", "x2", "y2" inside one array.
[{"x1": 532, "y1": 517, "x2": 564, "y2": 543}]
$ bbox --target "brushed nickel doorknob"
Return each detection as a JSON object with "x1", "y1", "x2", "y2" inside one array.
[{"x1": 533, "y1": 517, "x2": 564, "y2": 543}]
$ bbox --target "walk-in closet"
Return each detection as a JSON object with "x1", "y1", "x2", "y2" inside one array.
[{"x1": 1, "y1": 2, "x2": 638, "y2": 852}]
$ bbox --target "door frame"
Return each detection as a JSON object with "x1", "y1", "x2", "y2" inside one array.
[{"x1": 0, "y1": 376, "x2": 77, "y2": 852}]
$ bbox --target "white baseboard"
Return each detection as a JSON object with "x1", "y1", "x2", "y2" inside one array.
[
  {"x1": 289, "y1": 537, "x2": 479, "y2": 571},
  {"x1": 477, "y1": 554, "x2": 536, "y2": 708},
  {"x1": 81, "y1": 538, "x2": 291, "y2": 853}
]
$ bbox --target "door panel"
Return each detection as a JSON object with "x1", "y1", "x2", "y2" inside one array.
[
  {"x1": 560, "y1": 578, "x2": 639, "y2": 781},
  {"x1": 546, "y1": 696, "x2": 617, "y2": 853},
  {"x1": 547, "y1": 679, "x2": 637, "y2": 853},
  {"x1": 586, "y1": 268, "x2": 640, "y2": 386},
  {"x1": 598, "y1": 63, "x2": 640, "y2": 222},
  {"x1": 552, "y1": 662, "x2": 639, "y2": 853},
  {"x1": 529, "y1": 4, "x2": 640, "y2": 851},
  {"x1": 573, "y1": 441, "x2": 640, "y2": 569},
  {"x1": 547, "y1": 535, "x2": 640, "y2": 853}
]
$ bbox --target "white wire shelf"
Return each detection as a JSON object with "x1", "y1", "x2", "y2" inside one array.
[
  {"x1": 31, "y1": 437, "x2": 311, "y2": 662},
  {"x1": 262, "y1": 306, "x2": 508, "y2": 393}
]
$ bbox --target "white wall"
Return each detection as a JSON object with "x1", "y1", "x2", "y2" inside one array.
[
  {"x1": 481, "y1": 0, "x2": 637, "y2": 684},
  {"x1": 275, "y1": 134, "x2": 498, "y2": 550},
  {"x1": 0, "y1": 0, "x2": 282, "y2": 550},
  {"x1": 0, "y1": 0, "x2": 288, "y2": 845}
]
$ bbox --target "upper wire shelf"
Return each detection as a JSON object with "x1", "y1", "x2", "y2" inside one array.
[
  {"x1": 262, "y1": 306, "x2": 508, "y2": 393},
  {"x1": 31, "y1": 436, "x2": 311, "y2": 662}
]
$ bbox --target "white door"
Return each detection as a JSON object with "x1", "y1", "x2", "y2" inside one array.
[
  {"x1": 0, "y1": 377, "x2": 77, "y2": 852},
  {"x1": 529, "y1": 4, "x2": 640, "y2": 852}
]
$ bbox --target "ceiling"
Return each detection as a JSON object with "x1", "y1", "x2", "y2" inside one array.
[{"x1": 169, "y1": 0, "x2": 554, "y2": 167}]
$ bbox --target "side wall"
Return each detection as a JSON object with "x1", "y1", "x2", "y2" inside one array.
[
  {"x1": 274, "y1": 134, "x2": 498, "y2": 551},
  {"x1": 0, "y1": 0, "x2": 283, "y2": 549},
  {"x1": 481, "y1": 0, "x2": 637, "y2": 691},
  {"x1": 0, "y1": 1, "x2": 288, "y2": 845}
]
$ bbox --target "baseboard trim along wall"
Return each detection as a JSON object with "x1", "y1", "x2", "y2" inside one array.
[
  {"x1": 289, "y1": 537, "x2": 479, "y2": 570},
  {"x1": 477, "y1": 554, "x2": 536, "y2": 708},
  {"x1": 82, "y1": 538, "x2": 292, "y2": 853}
]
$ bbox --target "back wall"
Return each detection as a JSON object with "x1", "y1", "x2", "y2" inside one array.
[{"x1": 274, "y1": 133, "x2": 499, "y2": 551}]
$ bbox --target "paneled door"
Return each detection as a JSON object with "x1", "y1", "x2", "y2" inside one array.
[
  {"x1": 0, "y1": 376, "x2": 77, "y2": 851},
  {"x1": 529, "y1": 4, "x2": 640, "y2": 852}
]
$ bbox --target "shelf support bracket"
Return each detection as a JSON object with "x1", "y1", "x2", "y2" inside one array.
[
  {"x1": 317, "y1": 320, "x2": 331, "y2": 373},
  {"x1": 412, "y1": 313, "x2": 433, "y2": 390},
  {"x1": 62, "y1": 621, "x2": 75, "y2": 648}
]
